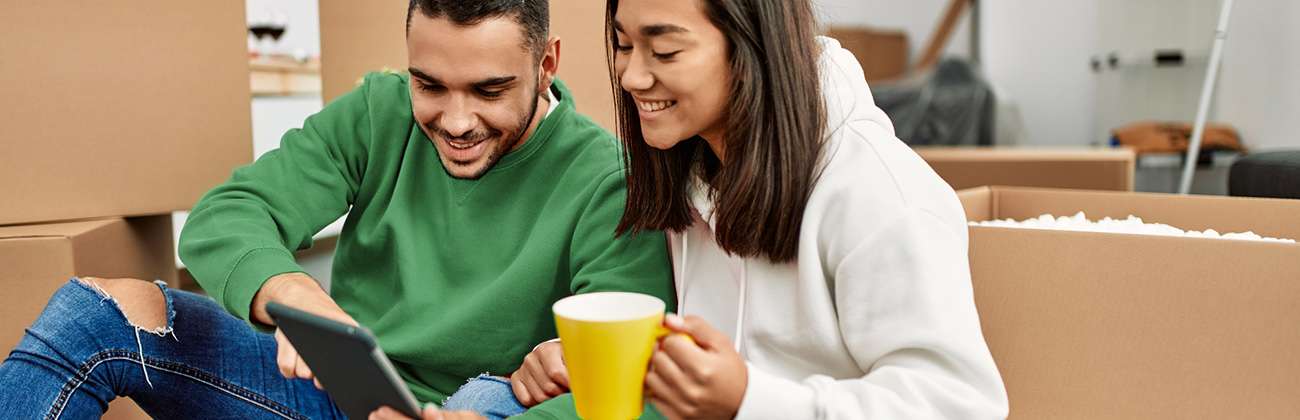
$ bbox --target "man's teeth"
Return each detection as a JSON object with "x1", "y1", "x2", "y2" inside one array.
[
  {"x1": 447, "y1": 139, "x2": 483, "y2": 150},
  {"x1": 637, "y1": 100, "x2": 676, "y2": 112}
]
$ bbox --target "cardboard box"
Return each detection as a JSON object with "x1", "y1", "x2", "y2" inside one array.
[
  {"x1": 959, "y1": 186, "x2": 1300, "y2": 419},
  {"x1": 0, "y1": 216, "x2": 174, "y2": 420},
  {"x1": 0, "y1": 3, "x2": 252, "y2": 226},
  {"x1": 0, "y1": 216, "x2": 176, "y2": 355},
  {"x1": 917, "y1": 147, "x2": 1136, "y2": 191},
  {"x1": 825, "y1": 26, "x2": 910, "y2": 82},
  {"x1": 320, "y1": 0, "x2": 617, "y2": 130},
  {"x1": 319, "y1": 0, "x2": 407, "y2": 105}
]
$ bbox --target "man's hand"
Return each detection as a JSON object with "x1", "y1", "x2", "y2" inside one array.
[
  {"x1": 252, "y1": 272, "x2": 359, "y2": 389},
  {"x1": 370, "y1": 405, "x2": 486, "y2": 420},
  {"x1": 510, "y1": 340, "x2": 569, "y2": 406}
]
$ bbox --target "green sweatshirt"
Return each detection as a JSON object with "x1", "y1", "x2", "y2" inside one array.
[{"x1": 179, "y1": 72, "x2": 675, "y2": 404}]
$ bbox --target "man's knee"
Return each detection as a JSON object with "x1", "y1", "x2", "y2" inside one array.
[
  {"x1": 444, "y1": 375, "x2": 527, "y2": 419},
  {"x1": 78, "y1": 277, "x2": 168, "y2": 331}
]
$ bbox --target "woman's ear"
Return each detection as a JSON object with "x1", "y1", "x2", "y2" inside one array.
[{"x1": 538, "y1": 36, "x2": 562, "y2": 93}]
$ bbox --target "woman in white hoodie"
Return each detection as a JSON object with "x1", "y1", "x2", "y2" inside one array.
[{"x1": 505, "y1": 0, "x2": 1010, "y2": 419}]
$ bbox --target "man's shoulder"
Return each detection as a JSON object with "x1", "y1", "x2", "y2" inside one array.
[
  {"x1": 355, "y1": 70, "x2": 411, "y2": 107},
  {"x1": 559, "y1": 112, "x2": 620, "y2": 156},
  {"x1": 360, "y1": 69, "x2": 410, "y2": 93},
  {"x1": 315, "y1": 71, "x2": 414, "y2": 137},
  {"x1": 545, "y1": 92, "x2": 625, "y2": 179}
]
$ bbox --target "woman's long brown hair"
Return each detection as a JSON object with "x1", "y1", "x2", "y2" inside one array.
[{"x1": 610, "y1": 0, "x2": 826, "y2": 263}]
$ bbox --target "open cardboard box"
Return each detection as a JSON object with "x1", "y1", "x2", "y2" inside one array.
[
  {"x1": 918, "y1": 147, "x2": 1136, "y2": 191},
  {"x1": 0, "y1": 216, "x2": 175, "y2": 420},
  {"x1": 959, "y1": 186, "x2": 1300, "y2": 419}
]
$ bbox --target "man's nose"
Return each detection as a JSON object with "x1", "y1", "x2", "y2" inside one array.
[{"x1": 438, "y1": 97, "x2": 477, "y2": 138}]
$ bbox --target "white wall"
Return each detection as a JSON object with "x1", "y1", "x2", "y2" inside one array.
[
  {"x1": 1090, "y1": 0, "x2": 1220, "y2": 146},
  {"x1": 1217, "y1": 1, "x2": 1300, "y2": 151},
  {"x1": 981, "y1": 0, "x2": 1099, "y2": 146},
  {"x1": 988, "y1": 0, "x2": 1298, "y2": 150}
]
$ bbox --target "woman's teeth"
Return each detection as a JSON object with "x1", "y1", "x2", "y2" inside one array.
[{"x1": 637, "y1": 100, "x2": 677, "y2": 112}]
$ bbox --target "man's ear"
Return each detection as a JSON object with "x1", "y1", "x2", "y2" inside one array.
[{"x1": 538, "y1": 36, "x2": 561, "y2": 93}]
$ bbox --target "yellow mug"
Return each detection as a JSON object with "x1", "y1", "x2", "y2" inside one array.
[{"x1": 553, "y1": 292, "x2": 673, "y2": 420}]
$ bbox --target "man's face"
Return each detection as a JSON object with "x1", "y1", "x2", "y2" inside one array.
[{"x1": 407, "y1": 14, "x2": 546, "y2": 179}]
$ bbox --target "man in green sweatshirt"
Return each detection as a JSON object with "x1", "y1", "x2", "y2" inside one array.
[{"x1": 0, "y1": 1, "x2": 671, "y2": 419}]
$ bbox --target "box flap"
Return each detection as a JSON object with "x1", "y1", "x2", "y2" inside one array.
[
  {"x1": 0, "y1": 219, "x2": 120, "y2": 241},
  {"x1": 956, "y1": 186, "x2": 994, "y2": 222},
  {"x1": 915, "y1": 147, "x2": 1135, "y2": 162}
]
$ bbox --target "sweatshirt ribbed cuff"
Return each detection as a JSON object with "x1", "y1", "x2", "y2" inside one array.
[
  {"x1": 223, "y1": 247, "x2": 306, "y2": 323},
  {"x1": 735, "y1": 363, "x2": 816, "y2": 420}
]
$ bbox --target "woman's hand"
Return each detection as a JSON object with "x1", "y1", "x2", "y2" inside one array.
[
  {"x1": 369, "y1": 405, "x2": 486, "y2": 420},
  {"x1": 510, "y1": 340, "x2": 570, "y2": 406},
  {"x1": 646, "y1": 314, "x2": 748, "y2": 420}
]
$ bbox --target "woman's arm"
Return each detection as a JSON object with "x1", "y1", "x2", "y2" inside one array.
[{"x1": 735, "y1": 210, "x2": 1008, "y2": 420}]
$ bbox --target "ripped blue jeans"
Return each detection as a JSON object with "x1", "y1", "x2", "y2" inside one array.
[{"x1": 0, "y1": 278, "x2": 524, "y2": 419}]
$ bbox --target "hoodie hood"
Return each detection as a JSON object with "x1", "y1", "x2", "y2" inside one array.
[
  {"x1": 677, "y1": 37, "x2": 895, "y2": 354},
  {"x1": 817, "y1": 36, "x2": 896, "y2": 141}
]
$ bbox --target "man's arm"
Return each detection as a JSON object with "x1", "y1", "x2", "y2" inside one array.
[
  {"x1": 179, "y1": 74, "x2": 376, "y2": 323},
  {"x1": 511, "y1": 167, "x2": 676, "y2": 407},
  {"x1": 567, "y1": 169, "x2": 676, "y2": 308}
]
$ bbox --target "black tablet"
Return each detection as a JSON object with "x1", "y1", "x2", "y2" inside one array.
[{"x1": 266, "y1": 302, "x2": 422, "y2": 419}]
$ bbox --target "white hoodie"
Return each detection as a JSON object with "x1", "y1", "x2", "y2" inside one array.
[{"x1": 669, "y1": 37, "x2": 1009, "y2": 419}]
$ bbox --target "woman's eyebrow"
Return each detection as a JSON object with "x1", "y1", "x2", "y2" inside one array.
[
  {"x1": 613, "y1": 20, "x2": 689, "y2": 38},
  {"x1": 641, "y1": 24, "x2": 689, "y2": 37}
]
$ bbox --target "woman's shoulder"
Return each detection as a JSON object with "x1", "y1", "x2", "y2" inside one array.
[{"x1": 804, "y1": 129, "x2": 968, "y2": 250}]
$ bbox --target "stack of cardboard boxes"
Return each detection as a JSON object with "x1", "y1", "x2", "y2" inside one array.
[{"x1": 1, "y1": 3, "x2": 252, "y2": 418}]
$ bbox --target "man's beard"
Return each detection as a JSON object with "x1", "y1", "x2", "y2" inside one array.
[{"x1": 432, "y1": 86, "x2": 542, "y2": 180}]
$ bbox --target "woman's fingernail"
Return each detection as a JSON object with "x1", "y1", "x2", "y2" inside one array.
[{"x1": 665, "y1": 313, "x2": 684, "y2": 328}]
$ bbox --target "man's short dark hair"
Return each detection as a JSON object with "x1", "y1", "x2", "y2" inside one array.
[{"x1": 406, "y1": 0, "x2": 549, "y2": 59}]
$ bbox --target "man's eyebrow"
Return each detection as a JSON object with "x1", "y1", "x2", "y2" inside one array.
[
  {"x1": 408, "y1": 68, "x2": 440, "y2": 84},
  {"x1": 473, "y1": 76, "x2": 517, "y2": 89}
]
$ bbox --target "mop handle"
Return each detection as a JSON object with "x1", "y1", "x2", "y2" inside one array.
[{"x1": 1178, "y1": 0, "x2": 1236, "y2": 195}]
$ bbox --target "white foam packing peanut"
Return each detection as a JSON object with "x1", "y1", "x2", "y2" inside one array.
[{"x1": 970, "y1": 211, "x2": 1297, "y2": 244}]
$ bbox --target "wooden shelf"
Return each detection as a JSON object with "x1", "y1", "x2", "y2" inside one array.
[{"x1": 250, "y1": 55, "x2": 321, "y2": 97}]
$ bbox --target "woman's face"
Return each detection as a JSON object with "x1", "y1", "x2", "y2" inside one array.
[{"x1": 613, "y1": 0, "x2": 731, "y2": 151}]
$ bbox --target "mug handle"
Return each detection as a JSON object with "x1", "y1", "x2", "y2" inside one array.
[{"x1": 655, "y1": 325, "x2": 696, "y2": 345}]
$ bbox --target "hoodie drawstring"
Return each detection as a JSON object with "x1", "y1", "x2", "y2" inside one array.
[
  {"x1": 677, "y1": 231, "x2": 689, "y2": 317},
  {"x1": 677, "y1": 226, "x2": 747, "y2": 354},
  {"x1": 735, "y1": 260, "x2": 747, "y2": 355}
]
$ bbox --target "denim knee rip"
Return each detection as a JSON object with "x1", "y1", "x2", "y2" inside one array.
[
  {"x1": 72, "y1": 277, "x2": 179, "y2": 388},
  {"x1": 443, "y1": 373, "x2": 504, "y2": 406}
]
